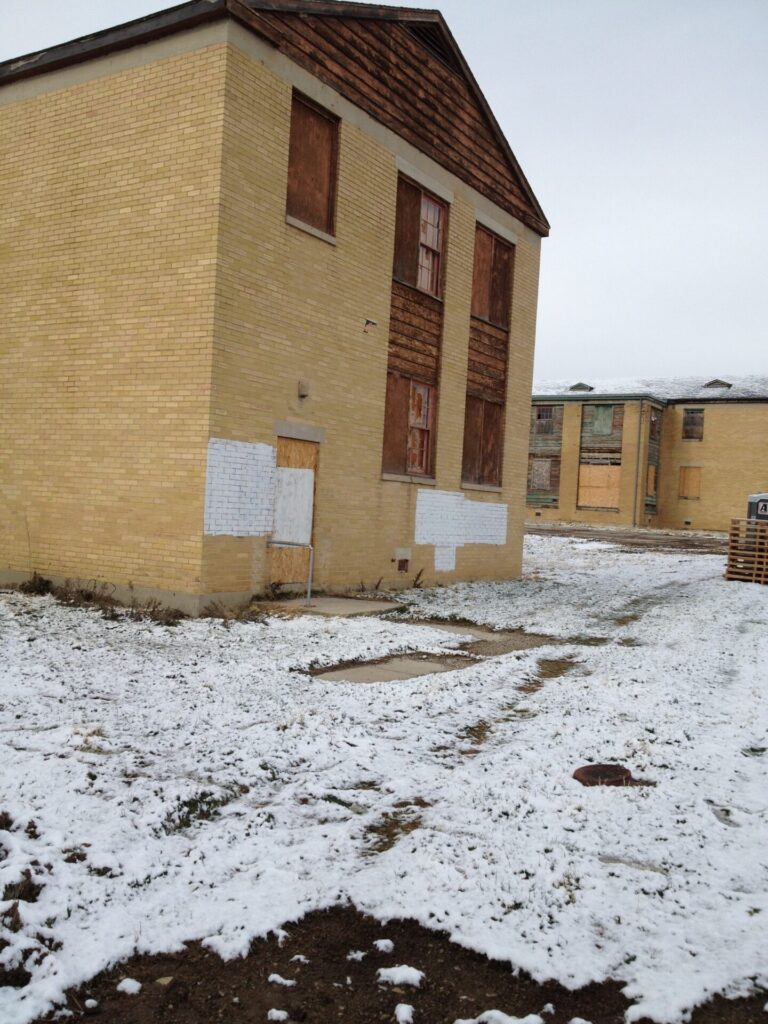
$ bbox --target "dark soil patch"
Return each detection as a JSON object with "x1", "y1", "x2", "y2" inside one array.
[
  {"x1": 364, "y1": 811, "x2": 423, "y2": 855},
  {"x1": 2, "y1": 869, "x2": 43, "y2": 903},
  {"x1": 32, "y1": 905, "x2": 766, "y2": 1024}
]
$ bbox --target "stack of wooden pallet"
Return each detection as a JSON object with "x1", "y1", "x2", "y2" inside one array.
[{"x1": 726, "y1": 519, "x2": 768, "y2": 584}]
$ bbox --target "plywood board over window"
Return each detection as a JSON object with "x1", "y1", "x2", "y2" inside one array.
[
  {"x1": 286, "y1": 92, "x2": 338, "y2": 236},
  {"x1": 679, "y1": 466, "x2": 701, "y2": 499},
  {"x1": 578, "y1": 463, "x2": 621, "y2": 509}
]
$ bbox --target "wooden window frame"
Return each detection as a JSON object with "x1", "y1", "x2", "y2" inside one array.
[
  {"x1": 381, "y1": 371, "x2": 437, "y2": 479},
  {"x1": 393, "y1": 175, "x2": 447, "y2": 300},
  {"x1": 286, "y1": 91, "x2": 339, "y2": 238},
  {"x1": 534, "y1": 405, "x2": 555, "y2": 435},
  {"x1": 682, "y1": 407, "x2": 704, "y2": 441}
]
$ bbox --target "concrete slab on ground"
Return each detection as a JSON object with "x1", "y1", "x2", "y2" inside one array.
[
  {"x1": 315, "y1": 654, "x2": 468, "y2": 683},
  {"x1": 273, "y1": 596, "x2": 406, "y2": 617}
]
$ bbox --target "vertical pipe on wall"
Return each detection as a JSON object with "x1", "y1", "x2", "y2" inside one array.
[{"x1": 632, "y1": 399, "x2": 644, "y2": 527}]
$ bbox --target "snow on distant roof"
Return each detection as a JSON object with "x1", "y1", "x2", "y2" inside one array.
[{"x1": 532, "y1": 375, "x2": 768, "y2": 401}]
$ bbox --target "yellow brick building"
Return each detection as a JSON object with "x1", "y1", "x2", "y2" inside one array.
[
  {"x1": 0, "y1": 0, "x2": 548, "y2": 612},
  {"x1": 526, "y1": 377, "x2": 768, "y2": 532}
]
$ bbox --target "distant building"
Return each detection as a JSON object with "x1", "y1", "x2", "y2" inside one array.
[
  {"x1": 527, "y1": 377, "x2": 768, "y2": 531},
  {"x1": 0, "y1": 0, "x2": 548, "y2": 612}
]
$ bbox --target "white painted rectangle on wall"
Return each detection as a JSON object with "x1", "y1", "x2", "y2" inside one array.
[
  {"x1": 415, "y1": 489, "x2": 508, "y2": 571},
  {"x1": 273, "y1": 468, "x2": 314, "y2": 545},
  {"x1": 204, "y1": 438, "x2": 276, "y2": 536}
]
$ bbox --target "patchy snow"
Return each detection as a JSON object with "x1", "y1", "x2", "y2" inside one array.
[
  {"x1": 395, "y1": 1004, "x2": 415, "y2": 1023},
  {"x1": 347, "y1": 950, "x2": 367, "y2": 961},
  {"x1": 454, "y1": 1012, "x2": 544, "y2": 1024},
  {"x1": 1, "y1": 535, "x2": 767, "y2": 1023},
  {"x1": 115, "y1": 978, "x2": 141, "y2": 995},
  {"x1": 266, "y1": 1010, "x2": 289, "y2": 1022},
  {"x1": 533, "y1": 374, "x2": 768, "y2": 401},
  {"x1": 268, "y1": 973, "x2": 296, "y2": 987},
  {"x1": 377, "y1": 965, "x2": 424, "y2": 987},
  {"x1": 374, "y1": 938, "x2": 395, "y2": 953}
]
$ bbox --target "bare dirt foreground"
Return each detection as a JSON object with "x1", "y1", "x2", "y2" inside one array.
[{"x1": 31, "y1": 906, "x2": 766, "y2": 1024}]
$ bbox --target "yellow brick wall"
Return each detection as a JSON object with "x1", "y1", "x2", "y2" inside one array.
[
  {"x1": 1, "y1": 30, "x2": 542, "y2": 604},
  {"x1": 201, "y1": 41, "x2": 541, "y2": 595},
  {"x1": 528, "y1": 398, "x2": 768, "y2": 533},
  {"x1": 659, "y1": 403, "x2": 768, "y2": 530},
  {"x1": 0, "y1": 44, "x2": 227, "y2": 594},
  {"x1": 529, "y1": 400, "x2": 648, "y2": 527}
]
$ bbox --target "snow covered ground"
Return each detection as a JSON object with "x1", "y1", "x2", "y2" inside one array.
[{"x1": 1, "y1": 535, "x2": 767, "y2": 1023}]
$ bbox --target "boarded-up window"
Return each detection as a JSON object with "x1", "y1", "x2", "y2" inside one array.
[
  {"x1": 591, "y1": 405, "x2": 614, "y2": 436},
  {"x1": 679, "y1": 466, "x2": 701, "y2": 499},
  {"x1": 461, "y1": 396, "x2": 503, "y2": 487},
  {"x1": 578, "y1": 464, "x2": 621, "y2": 509},
  {"x1": 471, "y1": 226, "x2": 513, "y2": 329},
  {"x1": 646, "y1": 464, "x2": 657, "y2": 496},
  {"x1": 682, "y1": 408, "x2": 704, "y2": 440},
  {"x1": 531, "y1": 458, "x2": 552, "y2": 489},
  {"x1": 393, "y1": 176, "x2": 446, "y2": 298},
  {"x1": 382, "y1": 373, "x2": 435, "y2": 477},
  {"x1": 286, "y1": 93, "x2": 338, "y2": 235}
]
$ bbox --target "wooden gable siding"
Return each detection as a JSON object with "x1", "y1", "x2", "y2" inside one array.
[
  {"x1": 256, "y1": 11, "x2": 547, "y2": 233},
  {"x1": 387, "y1": 280, "x2": 442, "y2": 385},
  {"x1": 467, "y1": 319, "x2": 508, "y2": 403}
]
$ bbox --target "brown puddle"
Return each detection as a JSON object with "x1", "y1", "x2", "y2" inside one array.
[
  {"x1": 312, "y1": 653, "x2": 471, "y2": 683},
  {"x1": 313, "y1": 624, "x2": 563, "y2": 684}
]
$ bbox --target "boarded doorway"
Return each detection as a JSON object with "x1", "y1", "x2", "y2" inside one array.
[{"x1": 269, "y1": 437, "x2": 319, "y2": 586}]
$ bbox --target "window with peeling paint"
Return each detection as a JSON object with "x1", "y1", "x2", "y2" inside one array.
[{"x1": 393, "y1": 176, "x2": 447, "y2": 299}]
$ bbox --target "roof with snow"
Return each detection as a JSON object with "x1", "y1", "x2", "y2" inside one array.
[{"x1": 532, "y1": 376, "x2": 768, "y2": 403}]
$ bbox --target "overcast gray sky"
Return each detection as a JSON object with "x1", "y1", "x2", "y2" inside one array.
[{"x1": 3, "y1": 0, "x2": 767, "y2": 380}]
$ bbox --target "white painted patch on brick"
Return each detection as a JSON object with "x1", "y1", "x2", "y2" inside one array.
[
  {"x1": 204, "y1": 438, "x2": 276, "y2": 536},
  {"x1": 415, "y1": 489, "x2": 507, "y2": 571},
  {"x1": 273, "y1": 468, "x2": 314, "y2": 545},
  {"x1": 434, "y1": 546, "x2": 456, "y2": 572}
]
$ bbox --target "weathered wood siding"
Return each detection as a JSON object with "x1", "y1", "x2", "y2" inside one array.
[
  {"x1": 254, "y1": 10, "x2": 547, "y2": 233},
  {"x1": 387, "y1": 280, "x2": 442, "y2": 386},
  {"x1": 467, "y1": 319, "x2": 508, "y2": 403},
  {"x1": 527, "y1": 403, "x2": 563, "y2": 506}
]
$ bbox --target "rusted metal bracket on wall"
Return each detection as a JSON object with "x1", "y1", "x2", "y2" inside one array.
[{"x1": 267, "y1": 541, "x2": 315, "y2": 607}]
